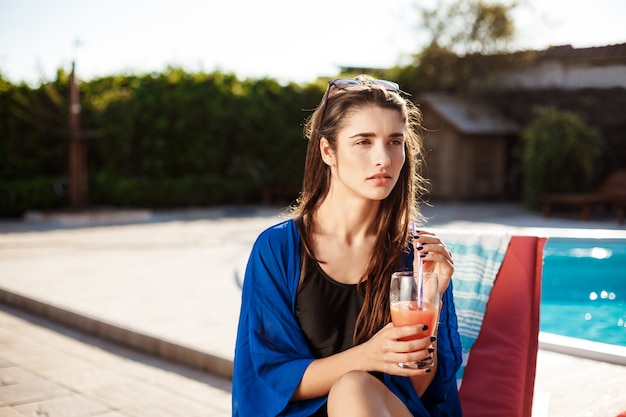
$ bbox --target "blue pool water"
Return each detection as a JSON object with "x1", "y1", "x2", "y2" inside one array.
[{"x1": 541, "y1": 237, "x2": 626, "y2": 347}]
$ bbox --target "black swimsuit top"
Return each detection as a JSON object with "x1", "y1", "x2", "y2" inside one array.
[
  {"x1": 295, "y1": 259, "x2": 364, "y2": 359},
  {"x1": 294, "y1": 250, "x2": 398, "y2": 417}
]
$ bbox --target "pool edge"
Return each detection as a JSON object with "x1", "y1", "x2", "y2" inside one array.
[{"x1": 538, "y1": 332, "x2": 626, "y2": 366}]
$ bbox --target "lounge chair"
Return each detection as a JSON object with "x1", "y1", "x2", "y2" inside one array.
[
  {"x1": 542, "y1": 169, "x2": 626, "y2": 222},
  {"x1": 459, "y1": 235, "x2": 547, "y2": 417}
]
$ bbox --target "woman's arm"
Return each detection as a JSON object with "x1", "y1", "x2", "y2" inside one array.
[{"x1": 292, "y1": 323, "x2": 436, "y2": 400}]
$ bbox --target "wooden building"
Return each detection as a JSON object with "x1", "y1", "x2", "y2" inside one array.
[{"x1": 418, "y1": 93, "x2": 520, "y2": 201}]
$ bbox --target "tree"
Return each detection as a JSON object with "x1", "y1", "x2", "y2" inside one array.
[
  {"x1": 387, "y1": 0, "x2": 521, "y2": 93},
  {"x1": 521, "y1": 107, "x2": 604, "y2": 210},
  {"x1": 416, "y1": 0, "x2": 518, "y2": 55}
]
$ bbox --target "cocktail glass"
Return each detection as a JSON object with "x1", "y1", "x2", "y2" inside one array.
[{"x1": 390, "y1": 271, "x2": 440, "y2": 369}]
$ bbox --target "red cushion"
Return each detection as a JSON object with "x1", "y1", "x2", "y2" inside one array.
[{"x1": 459, "y1": 236, "x2": 546, "y2": 417}]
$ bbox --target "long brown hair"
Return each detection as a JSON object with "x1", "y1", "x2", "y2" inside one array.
[{"x1": 292, "y1": 75, "x2": 428, "y2": 344}]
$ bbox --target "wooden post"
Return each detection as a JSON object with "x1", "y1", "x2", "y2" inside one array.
[{"x1": 68, "y1": 61, "x2": 87, "y2": 208}]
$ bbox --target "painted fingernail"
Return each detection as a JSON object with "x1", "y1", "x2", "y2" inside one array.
[
  {"x1": 420, "y1": 253, "x2": 427, "y2": 258},
  {"x1": 422, "y1": 325, "x2": 429, "y2": 331},
  {"x1": 428, "y1": 348, "x2": 435, "y2": 353},
  {"x1": 425, "y1": 368, "x2": 432, "y2": 373},
  {"x1": 430, "y1": 336, "x2": 437, "y2": 342},
  {"x1": 417, "y1": 246, "x2": 424, "y2": 251}
]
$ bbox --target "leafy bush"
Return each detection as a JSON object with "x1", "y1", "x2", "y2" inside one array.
[
  {"x1": 521, "y1": 107, "x2": 604, "y2": 210},
  {"x1": 0, "y1": 70, "x2": 324, "y2": 217},
  {"x1": 0, "y1": 177, "x2": 66, "y2": 217},
  {"x1": 88, "y1": 173, "x2": 254, "y2": 208}
]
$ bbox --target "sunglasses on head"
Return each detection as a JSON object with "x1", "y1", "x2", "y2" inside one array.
[
  {"x1": 327, "y1": 78, "x2": 400, "y2": 92},
  {"x1": 320, "y1": 78, "x2": 400, "y2": 121}
]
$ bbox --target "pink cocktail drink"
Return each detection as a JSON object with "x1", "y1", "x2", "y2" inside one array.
[
  {"x1": 390, "y1": 271, "x2": 440, "y2": 368},
  {"x1": 390, "y1": 301, "x2": 437, "y2": 341}
]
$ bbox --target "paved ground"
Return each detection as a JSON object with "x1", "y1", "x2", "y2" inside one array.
[
  {"x1": 0, "y1": 304, "x2": 231, "y2": 417},
  {"x1": 0, "y1": 202, "x2": 625, "y2": 417}
]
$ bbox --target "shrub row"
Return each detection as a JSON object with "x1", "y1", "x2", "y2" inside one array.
[{"x1": 0, "y1": 69, "x2": 325, "y2": 217}]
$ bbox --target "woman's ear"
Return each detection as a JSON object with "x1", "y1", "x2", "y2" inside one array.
[{"x1": 320, "y1": 137, "x2": 335, "y2": 166}]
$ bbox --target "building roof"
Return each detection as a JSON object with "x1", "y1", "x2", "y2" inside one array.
[
  {"x1": 418, "y1": 93, "x2": 520, "y2": 135},
  {"x1": 536, "y1": 43, "x2": 626, "y2": 63}
]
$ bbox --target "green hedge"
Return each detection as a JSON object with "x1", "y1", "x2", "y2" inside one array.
[
  {"x1": 0, "y1": 177, "x2": 66, "y2": 217},
  {"x1": 88, "y1": 173, "x2": 253, "y2": 208},
  {"x1": 0, "y1": 69, "x2": 325, "y2": 217}
]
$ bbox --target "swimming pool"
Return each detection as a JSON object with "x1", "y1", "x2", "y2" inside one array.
[{"x1": 541, "y1": 237, "x2": 626, "y2": 347}]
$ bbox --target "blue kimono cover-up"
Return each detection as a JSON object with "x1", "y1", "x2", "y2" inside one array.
[{"x1": 232, "y1": 219, "x2": 463, "y2": 417}]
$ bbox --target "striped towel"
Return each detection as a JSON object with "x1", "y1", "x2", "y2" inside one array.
[{"x1": 438, "y1": 231, "x2": 511, "y2": 388}]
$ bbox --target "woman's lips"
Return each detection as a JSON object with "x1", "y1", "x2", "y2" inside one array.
[{"x1": 368, "y1": 173, "x2": 392, "y2": 185}]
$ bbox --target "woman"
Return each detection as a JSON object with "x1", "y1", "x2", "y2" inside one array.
[{"x1": 233, "y1": 76, "x2": 462, "y2": 417}]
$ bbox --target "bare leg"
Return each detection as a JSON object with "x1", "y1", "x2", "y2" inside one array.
[{"x1": 327, "y1": 371, "x2": 413, "y2": 417}]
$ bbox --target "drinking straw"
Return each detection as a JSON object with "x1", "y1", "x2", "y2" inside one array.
[{"x1": 412, "y1": 222, "x2": 424, "y2": 309}]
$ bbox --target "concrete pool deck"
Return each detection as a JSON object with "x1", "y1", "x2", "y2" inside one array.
[{"x1": 0, "y1": 202, "x2": 625, "y2": 416}]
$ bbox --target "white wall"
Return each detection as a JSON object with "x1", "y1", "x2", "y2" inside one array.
[{"x1": 494, "y1": 62, "x2": 626, "y2": 90}]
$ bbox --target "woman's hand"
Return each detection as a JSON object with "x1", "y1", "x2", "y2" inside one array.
[
  {"x1": 412, "y1": 230, "x2": 454, "y2": 294},
  {"x1": 359, "y1": 323, "x2": 435, "y2": 377}
]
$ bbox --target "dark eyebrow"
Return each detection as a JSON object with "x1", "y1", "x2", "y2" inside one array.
[
  {"x1": 349, "y1": 132, "x2": 376, "y2": 138},
  {"x1": 348, "y1": 132, "x2": 405, "y2": 138}
]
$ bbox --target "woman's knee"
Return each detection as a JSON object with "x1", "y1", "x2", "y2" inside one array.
[
  {"x1": 328, "y1": 371, "x2": 382, "y2": 400},
  {"x1": 327, "y1": 372, "x2": 412, "y2": 417}
]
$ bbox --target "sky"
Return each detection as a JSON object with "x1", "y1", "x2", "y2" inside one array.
[{"x1": 1, "y1": 0, "x2": 625, "y2": 86}]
